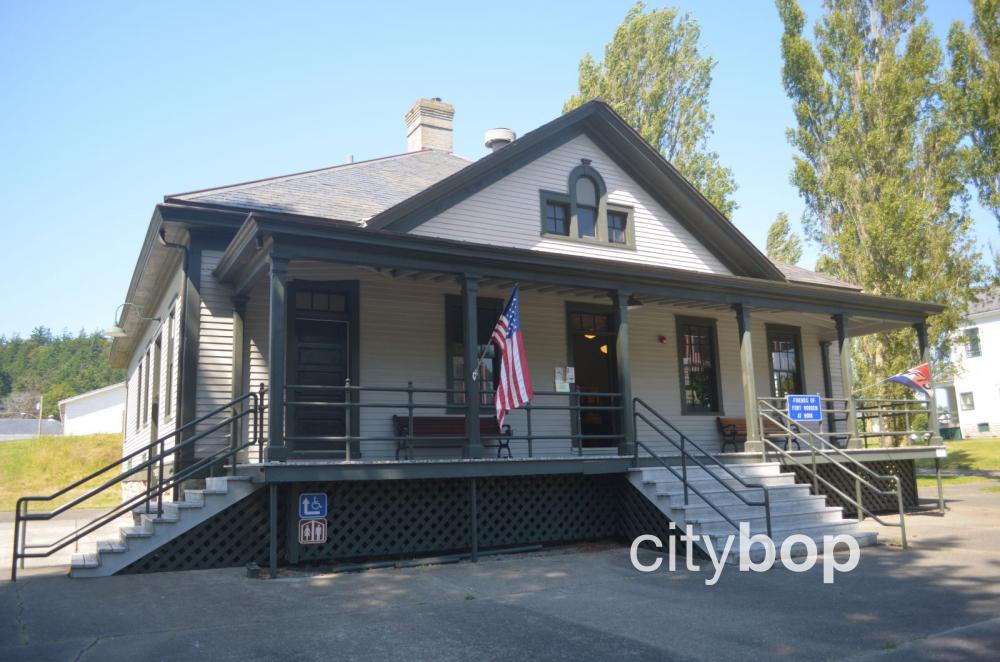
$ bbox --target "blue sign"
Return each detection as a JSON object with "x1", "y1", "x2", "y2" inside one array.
[
  {"x1": 298, "y1": 493, "x2": 328, "y2": 519},
  {"x1": 786, "y1": 394, "x2": 823, "y2": 422}
]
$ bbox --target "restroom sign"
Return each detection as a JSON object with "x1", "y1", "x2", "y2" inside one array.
[
  {"x1": 299, "y1": 518, "x2": 328, "y2": 545},
  {"x1": 787, "y1": 394, "x2": 822, "y2": 422}
]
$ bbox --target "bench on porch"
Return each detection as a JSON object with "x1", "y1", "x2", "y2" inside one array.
[
  {"x1": 717, "y1": 417, "x2": 802, "y2": 453},
  {"x1": 392, "y1": 415, "x2": 513, "y2": 459}
]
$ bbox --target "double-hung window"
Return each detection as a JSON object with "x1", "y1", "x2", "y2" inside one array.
[
  {"x1": 445, "y1": 296, "x2": 502, "y2": 409},
  {"x1": 767, "y1": 325, "x2": 804, "y2": 397},
  {"x1": 676, "y1": 317, "x2": 721, "y2": 413}
]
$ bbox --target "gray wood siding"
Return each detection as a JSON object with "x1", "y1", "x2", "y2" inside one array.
[
  {"x1": 193, "y1": 249, "x2": 234, "y2": 457},
  {"x1": 410, "y1": 133, "x2": 733, "y2": 275},
  {"x1": 240, "y1": 264, "x2": 843, "y2": 459}
]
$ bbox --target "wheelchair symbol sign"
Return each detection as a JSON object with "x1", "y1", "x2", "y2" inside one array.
[{"x1": 298, "y1": 493, "x2": 328, "y2": 519}]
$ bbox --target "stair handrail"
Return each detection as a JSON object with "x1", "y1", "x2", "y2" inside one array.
[
  {"x1": 633, "y1": 398, "x2": 773, "y2": 538},
  {"x1": 756, "y1": 399, "x2": 907, "y2": 548},
  {"x1": 10, "y1": 386, "x2": 267, "y2": 581}
]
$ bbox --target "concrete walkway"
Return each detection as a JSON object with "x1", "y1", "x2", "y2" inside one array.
[
  {"x1": 0, "y1": 509, "x2": 133, "y2": 572},
  {"x1": 1, "y1": 484, "x2": 999, "y2": 661}
]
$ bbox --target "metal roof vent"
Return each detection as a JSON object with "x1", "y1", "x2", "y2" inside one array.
[{"x1": 484, "y1": 128, "x2": 516, "y2": 152}]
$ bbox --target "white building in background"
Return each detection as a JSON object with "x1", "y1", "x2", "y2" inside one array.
[
  {"x1": 58, "y1": 383, "x2": 126, "y2": 436},
  {"x1": 948, "y1": 292, "x2": 1000, "y2": 438}
]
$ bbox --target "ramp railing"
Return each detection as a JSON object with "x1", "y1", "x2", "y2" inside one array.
[
  {"x1": 633, "y1": 398, "x2": 773, "y2": 538},
  {"x1": 757, "y1": 399, "x2": 908, "y2": 548},
  {"x1": 10, "y1": 385, "x2": 266, "y2": 581}
]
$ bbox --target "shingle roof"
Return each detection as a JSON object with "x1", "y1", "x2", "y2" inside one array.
[
  {"x1": 969, "y1": 289, "x2": 1000, "y2": 315},
  {"x1": 167, "y1": 150, "x2": 473, "y2": 222},
  {"x1": 773, "y1": 261, "x2": 860, "y2": 290}
]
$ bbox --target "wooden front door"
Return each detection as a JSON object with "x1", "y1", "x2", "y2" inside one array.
[
  {"x1": 287, "y1": 284, "x2": 354, "y2": 455},
  {"x1": 568, "y1": 308, "x2": 620, "y2": 448}
]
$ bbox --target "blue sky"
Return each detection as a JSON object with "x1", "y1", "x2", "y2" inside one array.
[{"x1": 0, "y1": 0, "x2": 995, "y2": 338}]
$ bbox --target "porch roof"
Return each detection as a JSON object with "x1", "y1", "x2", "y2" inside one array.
[{"x1": 214, "y1": 210, "x2": 944, "y2": 335}]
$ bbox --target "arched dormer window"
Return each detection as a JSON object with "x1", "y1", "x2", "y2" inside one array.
[{"x1": 539, "y1": 160, "x2": 635, "y2": 248}]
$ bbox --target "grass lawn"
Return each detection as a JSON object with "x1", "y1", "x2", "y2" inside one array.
[
  {"x1": 915, "y1": 437, "x2": 1000, "y2": 489},
  {"x1": 0, "y1": 434, "x2": 123, "y2": 511}
]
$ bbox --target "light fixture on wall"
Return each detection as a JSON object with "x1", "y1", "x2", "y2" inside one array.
[
  {"x1": 627, "y1": 295, "x2": 643, "y2": 310},
  {"x1": 105, "y1": 302, "x2": 161, "y2": 339}
]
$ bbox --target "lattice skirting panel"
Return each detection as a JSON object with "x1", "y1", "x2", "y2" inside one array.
[
  {"x1": 782, "y1": 459, "x2": 918, "y2": 514},
  {"x1": 119, "y1": 488, "x2": 285, "y2": 574},
  {"x1": 117, "y1": 474, "x2": 725, "y2": 574},
  {"x1": 291, "y1": 475, "x2": 624, "y2": 564}
]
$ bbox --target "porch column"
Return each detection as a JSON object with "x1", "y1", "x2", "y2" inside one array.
[
  {"x1": 231, "y1": 295, "x2": 247, "y2": 454},
  {"x1": 914, "y1": 320, "x2": 944, "y2": 446},
  {"x1": 613, "y1": 291, "x2": 634, "y2": 456},
  {"x1": 734, "y1": 304, "x2": 763, "y2": 453},
  {"x1": 834, "y1": 314, "x2": 862, "y2": 448},
  {"x1": 462, "y1": 275, "x2": 483, "y2": 459},
  {"x1": 267, "y1": 257, "x2": 288, "y2": 461}
]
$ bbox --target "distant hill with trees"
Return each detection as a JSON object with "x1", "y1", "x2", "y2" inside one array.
[{"x1": 0, "y1": 327, "x2": 124, "y2": 419}]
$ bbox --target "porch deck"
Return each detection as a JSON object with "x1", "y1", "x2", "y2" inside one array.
[{"x1": 233, "y1": 444, "x2": 944, "y2": 482}]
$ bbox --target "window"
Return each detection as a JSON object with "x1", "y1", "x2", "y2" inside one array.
[
  {"x1": 767, "y1": 325, "x2": 804, "y2": 397},
  {"x1": 142, "y1": 349, "x2": 150, "y2": 425},
  {"x1": 165, "y1": 307, "x2": 175, "y2": 419},
  {"x1": 608, "y1": 210, "x2": 628, "y2": 244},
  {"x1": 575, "y1": 176, "x2": 598, "y2": 238},
  {"x1": 446, "y1": 296, "x2": 502, "y2": 408},
  {"x1": 960, "y1": 392, "x2": 975, "y2": 410},
  {"x1": 676, "y1": 318, "x2": 721, "y2": 413},
  {"x1": 965, "y1": 328, "x2": 981, "y2": 357},
  {"x1": 538, "y1": 163, "x2": 635, "y2": 248},
  {"x1": 544, "y1": 201, "x2": 570, "y2": 236},
  {"x1": 978, "y1": 422, "x2": 991, "y2": 433},
  {"x1": 135, "y1": 362, "x2": 142, "y2": 432}
]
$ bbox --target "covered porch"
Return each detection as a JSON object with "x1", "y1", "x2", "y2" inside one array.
[{"x1": 201, "y1": 213, "x2": 945, "y2": 472}]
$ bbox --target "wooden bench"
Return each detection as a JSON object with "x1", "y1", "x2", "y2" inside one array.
[
  {"x1": 717, "y1": 417, "x2": 802, "y2": 453},
  {"x1": 392, "y1": 415, "x2": 512, "y2": 459}
]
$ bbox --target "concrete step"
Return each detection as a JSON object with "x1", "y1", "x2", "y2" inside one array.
[
  {"x1": 647, "y1": 472, "x2": 797, "y2": 491},
  {"x1": 706, "y1": 519, "x2": 871, "y2": 550},
  {"x1": 691, "y1": 506, "x2": 846, "y2": 535},
  {"x1": 70, "y1": 553, "x2": 99, "y2": 569},
  {"x1": 654, "y1": 482, "x2": 812, "y2": 504},
  {"x1": 672, "y1": 494, "x2": 829, "y2": 520},
  {"x1": 634, "y1": 462, "x2": 783, "y2": 481},
  {"x1": 72, "y1": 475, "x2": 261, "y2": 578}
]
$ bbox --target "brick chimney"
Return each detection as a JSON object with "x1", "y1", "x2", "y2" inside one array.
[{"x1": 405, "y1": 98, "x2": 454, "y2": 152}]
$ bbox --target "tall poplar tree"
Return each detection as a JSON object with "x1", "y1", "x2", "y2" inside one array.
[
  {"x1": 766, "y1": 212, "x2": 804, "y2": 263},
  {"x1": 948, "y1": 0, "x2": 1000, "y2": 227},
  {"x1": 564, "y1": 2, "x2": 738, "y2": 217},
  {"x1": 776, "y1": 0, "x2": 990, "y2": 393}
]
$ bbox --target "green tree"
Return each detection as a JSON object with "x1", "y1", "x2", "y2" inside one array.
[
  {"x1": 948, "y1": 0, "x2": 1000, "y2": 227},
  {"x1": 564, "y1": 2, "x2": 738, "y2": 217},
  {"x1": 766, "y1": 212, "x2": 803, "y2": 263},
  {"x1": 776, "y1": 0, "x2": 991, "y2": 395}
]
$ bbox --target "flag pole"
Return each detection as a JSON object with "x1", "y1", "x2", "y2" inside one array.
[{"x1": 472, "y1": 283, "x2": 518, "y2": 382}]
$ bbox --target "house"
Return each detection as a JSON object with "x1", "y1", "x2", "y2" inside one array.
[
  {"x1": 57, "y1": 383, "x2": 126, "y2": 436},
  {"x1": 943, "y1": 291, "x2": 1000, "y2": 438},
  {"x1": 11, "y1": 99, "x2": 947, "y2": 579}
]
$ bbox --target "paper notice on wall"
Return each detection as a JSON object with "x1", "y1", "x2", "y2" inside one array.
[{"x1": 555, "y1": 367, "x2": 569, "y2": 392}]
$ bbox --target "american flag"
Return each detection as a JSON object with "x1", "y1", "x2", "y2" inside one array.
[{"x1": 490, "y1": 285, "x2": 533, "y2": 426}]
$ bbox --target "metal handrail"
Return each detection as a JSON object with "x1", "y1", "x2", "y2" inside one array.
[
  {"x1": 10, "y1": 386, "x2": 267, "y2": 581},
  {"x1": 756, "y1": 400, "x2": 907, "y2": 548},
  {"x1": 283, "y1": 380, "x2": 624, "y2": 459},
  {"x1": 633, "y1": 398, "x2": 773, "y2": 538}
]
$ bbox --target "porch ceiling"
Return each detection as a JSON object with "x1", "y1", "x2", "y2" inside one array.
[
  {"x1": 214, "y1": 212, "x2": 944, "y2": 331},
  {"x1": 258, "y1": 262, "x2": 916, "y2": 341}
]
